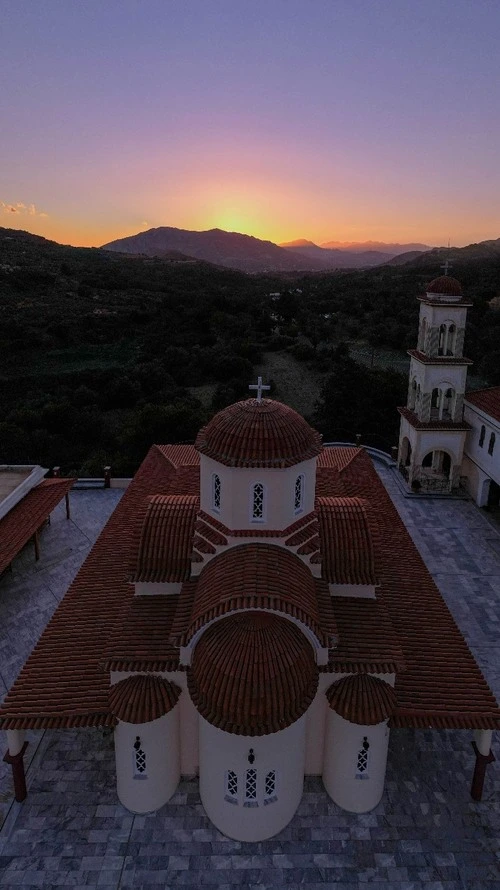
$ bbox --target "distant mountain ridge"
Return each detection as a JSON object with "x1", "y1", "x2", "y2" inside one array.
[
  {"x1": 102, "y1": 227, "x2": 329, "y2": 273},
  {"x1": 102, "y1": 227, "x2": 414, "y2": 273}
]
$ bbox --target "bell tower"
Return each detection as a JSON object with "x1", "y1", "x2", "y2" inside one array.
[{"x1": 397, "y1": 271, "x2": 472, "y2": 491}]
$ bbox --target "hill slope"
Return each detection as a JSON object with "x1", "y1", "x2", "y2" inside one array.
[{"x1": 102, "y1": 227, "x2": 328, "y2": 273}]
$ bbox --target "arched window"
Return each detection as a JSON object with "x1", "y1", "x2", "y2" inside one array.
[
  {"x1": 251, "y1": 482, "x2": 265, "y2": 521},
  {"x1": 442, "y1": 387, "x2": 454, "y2": 419},
  {"x1": 225, "y1": 770, "x2": 238, "y2": 804},
  {"x1": 264, "y1": 770, "x2": 277, "y2": 805},
  {"x1": 438, "y1": 324, "x2": 446, "y2": 355},
  {"x1": 133, "y1": 736, "x2": 147, "y2": 778},
  {"x1": 447, "y1": 324, "x2": 455, "y2": 355},
  {"x1": 212, "y1": 473, "x2": 221, "y2": 512},
  {"x1": 488, "y1": 433, "x2": 496, "y2": 456},
  {"x1": 294, "y1": 474, "x2": 304, "y2": 513},
  {"x1": 356, "y1": 736, "x2": 370, "y2": 779},
  {"x1": 244, "y1": 768, "x2": 258, "y2": 806},
  {"x1": 479, "y1": 425, "x2": 485, "y2": 447}
]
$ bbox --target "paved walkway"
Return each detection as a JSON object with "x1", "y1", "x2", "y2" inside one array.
[{"x1": 0, "y1": 474, "x2": 499, "y2": 889}]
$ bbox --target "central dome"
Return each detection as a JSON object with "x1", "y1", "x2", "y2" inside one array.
[{"x1": 195, "y1": 398, "x2": 323, "y2": 468}]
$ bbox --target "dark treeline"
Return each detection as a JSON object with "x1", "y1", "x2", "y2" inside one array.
[{"x1": 1, "y1": 227, "x2": 499, "y2": 475}]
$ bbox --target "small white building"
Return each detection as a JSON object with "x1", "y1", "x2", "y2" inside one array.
[
  {"x1": 462, "y1": 387, "x2": 500, "y2": 507},
  {"x1": 2, "y1": 393, "x2": 499, "y2": 840}
]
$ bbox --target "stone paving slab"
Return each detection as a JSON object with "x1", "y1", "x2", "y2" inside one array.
[{"x1": 0, "y1": 471, "x2": 499, "y2": 888}]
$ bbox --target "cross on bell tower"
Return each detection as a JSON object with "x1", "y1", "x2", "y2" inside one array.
[{"x1": 249, "y1": 376, "x2": 270, "y2": 403}]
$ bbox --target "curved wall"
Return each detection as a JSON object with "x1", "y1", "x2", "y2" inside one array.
[
  {"x1": 114, "y1": 708, "x2": 180, "y2": 813},
  {"x1": 199, "y1": 715, "x2": 306, "y2": 841},
  {"x1": 323, "y1": 710, "x2": 390, "y2": 813}
]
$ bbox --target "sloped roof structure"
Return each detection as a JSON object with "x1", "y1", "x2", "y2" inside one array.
[
  {"x1": 465, "y1": 386, "x2": 500, "y2": 424},
  {"x1": 1, "y1": 403, "x2": 499, "y2": 733}
]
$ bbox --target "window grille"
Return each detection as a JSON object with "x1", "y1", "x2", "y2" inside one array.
[
  {"x1": 265, "y1": 770, "x2": 276, "y2": 797},
  {"x1": 479, "y1": 425, "x2": 485, "y2": 447},
  {"x1": 488, "y1": 433, "x2": 496, "y2": 456},
  {"x1": 245, "y1": 768, "x2": 257, "y2": 799},
  {"x1": 252, "y1": 483, "x2": 264, "y2": 520},
  {"x1": 133, "y1": 736, "x2": 147, "y2": 777},
  {"x1": 225, "y1": 769, "x2": 238, "y2": 804},
  {"x1": 212, "y1": 474, "x2": 221, "y2": 511},
  {"x1": 356, "y1": 736, "x2": 370, "y2": 778},
  {"x1": 294, "y1": 475, "x2": 304, "y2": 513}
]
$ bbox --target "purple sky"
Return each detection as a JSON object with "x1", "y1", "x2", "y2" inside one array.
[{"x1": 1, "y1": 0, "x2": 499, "y2": 247}]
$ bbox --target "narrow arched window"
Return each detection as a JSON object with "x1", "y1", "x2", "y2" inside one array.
[
  {"x1": 244, "y1": 768, "x2": 258, "y2": 807},
  {"x1": 225, "y1": 770, "x2": 238, "y2": 804},
  {"x1": 447, "y1": 324, "x2": 456, "y2": 356},
  {"x1": 479, "y1": 425, "x2": 485, "y2": 447},
  {"x1": 438, "y1": 324, "x2": 446, "y2": 355},
  {"x1": 294, "y1": 474, "x2": 304, "y2": 513},
  {"x1": 264, "y1": 769, "x2": 277, "y2": 805},
  {"x1": 488, "y1": 433, "x2": 496, "y2": 455},
  {"x1": 212, "y1": 473, "x2": 221, "y2": 512},
  {"x1": 133, "y1": 736, "x2": 147, "y2": 778},
  {"x1": 356, "y1": 736, "x2": 370, "y2": 779},
  {"x1": 252, "y1": 482, "x2": 265, "y2": 521}
]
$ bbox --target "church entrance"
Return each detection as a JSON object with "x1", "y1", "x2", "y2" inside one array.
[{"x1": 487, "y1": 480, "x2": 500, "y2": 510}]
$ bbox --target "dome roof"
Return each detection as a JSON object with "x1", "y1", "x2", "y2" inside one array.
[
  {"x1": 109, "y1": 674, "x2": 181, "y2": 724},
  {"x1": 326, "y1": 674, "x2": 397, "y2": 725},
  {"x1": 188, "y1": 611, "x2": 318, "y2": 735},
  {"x1": 426, "y1": 276, "x2": 463, "y2": 297},
  {"x1": 195, "y1": 398, "x2": 323, "y2": 468}
]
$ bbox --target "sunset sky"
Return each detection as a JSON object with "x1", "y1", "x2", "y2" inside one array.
[{"x1": 1, "y1": 0, "x2": 499, "y2": 248}]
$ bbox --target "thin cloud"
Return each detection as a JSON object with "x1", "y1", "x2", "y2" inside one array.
[{"x1": 1, "y1": 199, "x2": 48, "y2": 218}]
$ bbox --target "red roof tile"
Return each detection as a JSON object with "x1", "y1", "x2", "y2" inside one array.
[
  {"x1": 104, "y1": 595, "x2": 179, "y2": 672},
  {"x1": 186, "y1": 544, "x2": 332, "y2": 646},
  {"x1": 427, "y1": 275, "x2": 462, "y2": 296},
  {"x1": 195, "y1": 398, "x2": 323, "y2": 468},
  {"x1": 317, "y1": 497, "x2": 377, "y2": 585},
  {"x1": 326, "y1": 674, "x2": 397, "y2": 725},
  {"x1": 317, "y1": 446, "x2": 360, "y2": 469},
  {"x1": 326, "y1": 597, "x2": 405, "y2": 674},
  {"x1": 131, "y1": 494, "x2": 198, "y2": 582},
  {"x1": 188, "y1": 611, "x2": 318, "y2": 735},
  {"x1": 465, "y1": 386, "x2": 500, "y2": 424},
  {"x1": 109, "y1": 674, "x2": 181, "y2": 723},
  {"x1": 0, "y1": 478, "x2": 73, "y2": 577},
  {"x1": 155, "y1": 444, "x2": 200, "y2": 467},
  {"x1": 407, "y1": 349, "x2": 473, "y2": 366}
]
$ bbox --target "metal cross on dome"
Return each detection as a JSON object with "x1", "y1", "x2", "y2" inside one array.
[
  {"x1": 441, "y1": 258, "x2": 452, "y2": 275},
  {"x1": 249, "y1": 376, "x2": 270, "y2": 402}
]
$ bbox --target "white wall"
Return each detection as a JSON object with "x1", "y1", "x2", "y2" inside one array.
[
  {"x1": 323, "y1": 710, "x2": 390, "y2": 813},
  {"x1": 114, "y1": 709, "x2": 180, "y2": 813},
  {"x1": 463, "y1": 404, "x2": 500, "y2": 501},
  {"x1": 199, "y1": 715, "x2": 306, "y2": 841},
  {"x1": 199, "y1": 455, "x2": 316, "y2": 531}
]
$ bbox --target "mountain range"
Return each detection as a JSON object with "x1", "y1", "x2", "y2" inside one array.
[{"x1": 102, "y1": 227, "x2": 433, "y2": 273}]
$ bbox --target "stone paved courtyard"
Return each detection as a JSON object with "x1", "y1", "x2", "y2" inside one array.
[{"x1": 0, "y1": 471, "x2": 499, "y2": 889}]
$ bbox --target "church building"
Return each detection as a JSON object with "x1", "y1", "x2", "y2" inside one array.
[{"x1": 2, "y1": 379, "x2": 499, "y2": 841}]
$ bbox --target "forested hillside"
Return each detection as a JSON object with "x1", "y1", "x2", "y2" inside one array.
[{"x1": 1, "y1": 227, "x2": 499, "y2": 475}]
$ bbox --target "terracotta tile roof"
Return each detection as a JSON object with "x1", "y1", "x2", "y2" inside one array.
[
  {"x1": 0, "y1": 478, "x2": 73, "y2": 577},
  {"x1": 104, "y1": 595, "x2": 179, "y2": 672},
  {"x1": 0, "y1": 446, "x2": 178, "y2": 729},
  {"x1": 196, "y1": 508, "x2": 316, "y2": 540},
  {"x1": 131, "y1": 495, "x2": 198, "y2": 582},
  {"x1": 185, "y1": 544, "x2": 333, "y2": 646},
  {"x1": 188, "y1": 611, "x2": 318, "y2": 736},
  {"x1": 465, "y1": 386, "x2": 500, "y2": 424},
  {"x1": 317, "y1": 497, "x2": 377, "y2": 585},
  {"x1": 194, "y1": 518, "x2": 228, "y2": 546},
  {"x1": 326, "y1": 674, "x2": 397, "y2": 725},
  {"x1": 154, "y1": 444, "x2": 200, "y2": 467},
  {"x1": 326, "y1": 597, "x2": 405, "y2": 674},
  {"x1": 427, "y1": 275, "x2": 463, "y2": 296},
  {"x1": 317, "y1": 446, "x2": 360, "y2": 469},
  {"x1": 109, "y1": 674, "x2": 181, "y2": 724},
  {"x1": 336, "y1": 450, "x2": 500, "y2": 730},
  {"x1": 195, "y1": 398, "x2": 323, "y2": 468},
  {"x1": 397, "y1": 406, "x2": 471, "y2": 431},
  {"x1": 407, "y1": 349, "x2": 473, "y2": 366}
]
